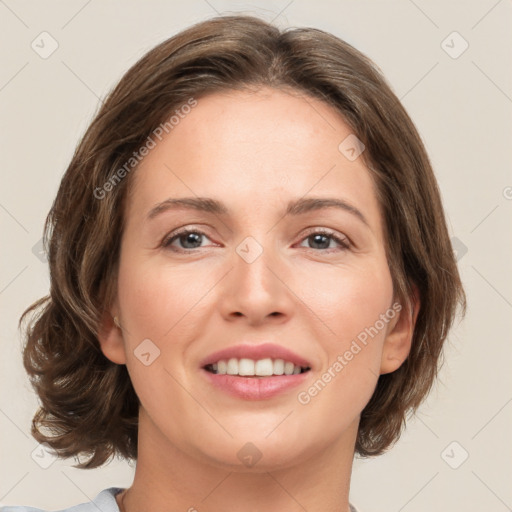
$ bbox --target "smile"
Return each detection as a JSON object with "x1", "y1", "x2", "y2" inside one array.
[{"x1": 204, "y1": 357, "x2": 310, "y2": 377}]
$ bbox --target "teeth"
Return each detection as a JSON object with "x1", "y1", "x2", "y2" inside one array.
[
  {"x1": 226, "y1": 358, "x2": 238, "y2": 375},
  {"x1": 255, "y1": 358, "x2": 273, "y2": 376},
  {"x1": 217, "y1": 360, "x2": 227, "y2": 374},
  {"x1": 239, "y1": 358, "x2": 255, "y2": 376},
  {"x1": 208, "y1": 357, "x2": 308, "y2": 376},
  {"x1": 284, "y1": 361, "x2": 295, "y2": 375},
  {"x1": 273, "y1": 359, "x2": 284, "y2": 375}
]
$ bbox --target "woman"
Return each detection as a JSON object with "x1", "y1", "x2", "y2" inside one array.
[{"x1": 4, "y1": 14, "x2": 466, "y2": 512}]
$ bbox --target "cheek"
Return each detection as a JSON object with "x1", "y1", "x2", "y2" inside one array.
[
  {"x1": 116, "y1": 254, "x2": 208, "y2": 342},
  {"x1": 292, "y1": 260, "x2": 394, "y2": 424},
  {"x1": 115, "y1": 253, "x2": 218, "y2": 405},
  {"x1": 114, "y1": 255, "x2": 204, "y2": 429},
  {"x1": 296, "y1": 258, "x2": 394, "y2": 347}
]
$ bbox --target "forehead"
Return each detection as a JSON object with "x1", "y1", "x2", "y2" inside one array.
[{"x1": 129, "y1": 86, "x2": 385, "y2": 241}]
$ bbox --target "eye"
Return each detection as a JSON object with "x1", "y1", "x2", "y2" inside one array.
[
  {"x1": 296, "y1": 229, "x2": 350, "y2": 252},
  {"x1": 162, "y1": 228, "x2": 350, "y2": 253},
  {"x1": 162, "y1": 229, "x2": 213, "y2": 252}
]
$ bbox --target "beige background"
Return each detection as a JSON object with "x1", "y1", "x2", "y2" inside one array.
[{"x1": 1, "y1": 1, "x2": 511, "y2": 511}]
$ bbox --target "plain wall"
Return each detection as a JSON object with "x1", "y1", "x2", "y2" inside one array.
[{"x1": 1, "y1": 1, "x2": 511, "y2": 511}]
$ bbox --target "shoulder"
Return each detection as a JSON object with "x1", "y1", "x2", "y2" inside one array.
[{"x1": 0, "y1": 487, "x2": 124, "y2": 512}]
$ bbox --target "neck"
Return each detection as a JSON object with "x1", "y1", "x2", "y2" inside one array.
[{"x1": 118, "y1": 408, "x2": 357, "y2": 512}]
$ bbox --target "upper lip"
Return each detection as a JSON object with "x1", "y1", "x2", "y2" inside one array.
[{"x1": 200, "y1": 343, "x2": 312, "y2": 369}]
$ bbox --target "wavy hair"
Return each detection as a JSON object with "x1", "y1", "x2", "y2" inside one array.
[{"x1": 20, "y1": 14, "x2": 466, "y2": 468}]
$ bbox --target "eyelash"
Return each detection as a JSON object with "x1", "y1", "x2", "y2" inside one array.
[{"x1": 162, "y1": 228, "x2": 351, "y2": 254}]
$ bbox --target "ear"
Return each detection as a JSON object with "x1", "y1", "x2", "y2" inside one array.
[
  {"x1": 380, "y1": 284, "x2": 420, "y2": 375},
  {"x1": 97, "y1": 303, "x2": 127, "y2": 365}
]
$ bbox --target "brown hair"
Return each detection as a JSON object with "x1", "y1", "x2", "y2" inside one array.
[{"x1": 21, "y1": 14, "x2": 466, "y2": 469}]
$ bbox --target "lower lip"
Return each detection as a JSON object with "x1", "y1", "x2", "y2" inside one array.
[{"x1": 201, "y1": 368, "x2": 310, "y2": 400}]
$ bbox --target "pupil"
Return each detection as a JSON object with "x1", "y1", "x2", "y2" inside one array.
[
  {"x1": 311, "y1": 234, "x2": 329, "y2": 249},
  {"x1": 181, "y1": 232, "x2": 201, "y2": 248}
]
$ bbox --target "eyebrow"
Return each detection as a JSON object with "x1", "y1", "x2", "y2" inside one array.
[{"x1": 147, "y1": 196, "x2": 369, "y2": 227}]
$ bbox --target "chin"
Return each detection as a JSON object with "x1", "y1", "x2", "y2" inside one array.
[{"x1": 192, "y1": 433, "x2": 314, "y2": 473}]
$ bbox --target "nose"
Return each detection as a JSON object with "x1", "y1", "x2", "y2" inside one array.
[{"x1": 217, "y1": 236, "x2": 294, "y2": 326}]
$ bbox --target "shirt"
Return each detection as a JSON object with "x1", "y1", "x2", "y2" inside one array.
[
  {"x1": 0, "y1": 487, "x2": 360, "y2": 511},
  {"x1": 0, "y1": 488, "x2": 124, "y2": 512}
]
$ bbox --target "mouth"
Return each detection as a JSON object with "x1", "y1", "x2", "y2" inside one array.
[
  {"x1": 199, "y1": 343, "x2": 313, "y2": 399},
  {"x1": 203, "y1": 358, "x2": 311, "y2": 377}
]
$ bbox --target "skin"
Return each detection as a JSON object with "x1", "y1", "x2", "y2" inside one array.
[{"x1": 98, "y1": 86, "x2": 419, "y2": 512}]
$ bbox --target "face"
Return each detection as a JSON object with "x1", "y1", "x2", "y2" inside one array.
[{"x1": 100, "y1": 86, "x2": 414, "y2": 471}]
